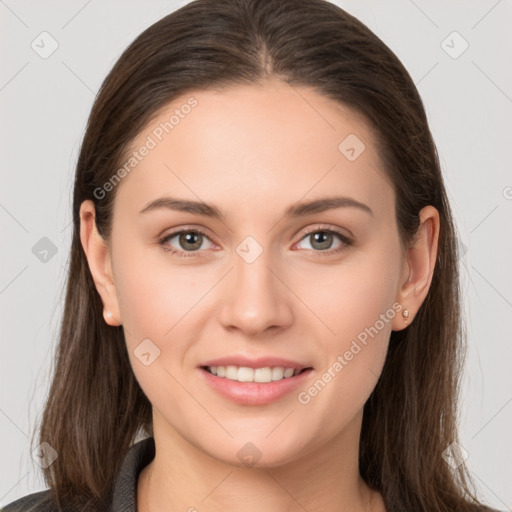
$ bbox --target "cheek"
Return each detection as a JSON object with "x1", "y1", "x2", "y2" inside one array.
[
  {"x1": 112, "y1": 246, "x2": 204, "y2": 408},
  {"x1": 292, "y1": 241, "x2": 401, "y2": 419},
  {"x1": 112, "y1": 235, "x2": 203, "y2": 335},
  {"x1": 299, "y1": 240, "x2": 401, "y2": 342},
  {"x1": 111, "y1": 236, "x2": 220, "y2": 391}
]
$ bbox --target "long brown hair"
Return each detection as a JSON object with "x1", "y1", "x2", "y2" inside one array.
[{"x1": 26, "y1": 0, "x2": 494, "y2": 510}]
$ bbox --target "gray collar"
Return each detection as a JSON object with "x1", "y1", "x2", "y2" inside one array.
[{"x1": 111, "y1": 436, "x2": 155, "y2": 512}]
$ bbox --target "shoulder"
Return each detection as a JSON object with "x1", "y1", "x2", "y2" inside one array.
[
  {"x1": 1, "y1": 489, "x2": 103, "y2": 512},
  {"x1": 1, "y1": 489, "x2": 58, "y2": 512},
  {"x1": 2, "y1": 436, "x2": 155, "y2": 512}
]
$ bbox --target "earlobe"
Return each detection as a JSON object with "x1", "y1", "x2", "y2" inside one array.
[
  {"x1": 79, "y1": 200, "x2": 122, "y2": 326},
  {"x1": 392, "y1": 205, "x2": 440, "y2": 331}
]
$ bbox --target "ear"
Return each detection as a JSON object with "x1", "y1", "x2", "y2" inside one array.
[
  {"x1": 392, "y1": 205, "x2": 440, "y2": 331},
  {"x1": 79, "y1": 199, "x2": 122, "y2": 326}
]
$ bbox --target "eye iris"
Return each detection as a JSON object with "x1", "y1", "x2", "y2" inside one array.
[
  {"x1": 179, "y1": 232, "x2": 203, "y2": 251},
  {"x1": 172, "y1": 230, "x2": 339, "y2": 252},
  {"x1": 310, "y1": 231, "x2": 332, "y2": 250}
]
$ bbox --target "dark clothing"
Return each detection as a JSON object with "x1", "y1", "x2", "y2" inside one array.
[{"x1": 1, "y1": 437, "x2": 155, "y2": 512}]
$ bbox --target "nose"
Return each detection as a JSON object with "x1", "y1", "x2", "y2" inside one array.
[{"x1": 217, "y1": 245, "x2": 294, "y2": 336}]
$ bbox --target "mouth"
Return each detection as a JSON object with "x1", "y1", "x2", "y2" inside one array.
[
  {"x1": 198, "y1": 364, "x2": 315, "y2": 405},
  {"x1": 199, "y1": 365, "x2": 313, "y2": 383}
]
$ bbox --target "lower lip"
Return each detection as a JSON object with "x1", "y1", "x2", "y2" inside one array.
[{"x1": 198, "y1": 367, "x2": 314, "y2": 405}]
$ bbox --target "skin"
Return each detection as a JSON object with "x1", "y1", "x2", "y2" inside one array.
[{"x1": 79, "y1": 78, "x2": 439, "y2": 512}]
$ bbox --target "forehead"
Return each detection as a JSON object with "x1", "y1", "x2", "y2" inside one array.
[{"x1": 114, "y1": 80, "x2": 393, "y2": 219}]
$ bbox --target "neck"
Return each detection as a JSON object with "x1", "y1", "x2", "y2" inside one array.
[{"x1": 137, "y1": 409, "x2": 385, "y2": 512}]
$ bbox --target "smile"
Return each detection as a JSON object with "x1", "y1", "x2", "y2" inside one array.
[
  {"x1": 203, "y1": 365, "x2": 309, "y2": 383},
  {"x1": 198, "y1": 366, "x2": 314, "y2": 405}
]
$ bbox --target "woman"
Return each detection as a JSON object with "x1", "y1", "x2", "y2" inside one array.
[{"x1": 2, "y1": 0, "x2": 501, "y2": 511}]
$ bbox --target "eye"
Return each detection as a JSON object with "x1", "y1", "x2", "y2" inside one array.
[
  {"x1": 294, "y1": 227, "x2": 352, "y2": 255},
  {"x1": 158, "y1": 226, "x2": 353, "y2": 258},
  {"x1": 158, "y1": 228, "x2": 215, "y2": 257}
]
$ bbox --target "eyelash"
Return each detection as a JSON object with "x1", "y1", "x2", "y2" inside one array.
[{"x1": 158, "y1": 226, "x2": 353, "y2": 258}]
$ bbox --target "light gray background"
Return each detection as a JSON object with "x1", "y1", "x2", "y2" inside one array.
[{"x1": 1, "y1": 0, "x2": 511, "y2": 509}]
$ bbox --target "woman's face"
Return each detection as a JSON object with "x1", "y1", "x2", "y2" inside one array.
[{"x1": 103, "y1": 79, "x2": 410, "y2": 466}]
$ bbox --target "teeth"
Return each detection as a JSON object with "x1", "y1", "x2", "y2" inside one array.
[{"x1": 207, "y1": 365, "x2": 299, "y2": 383}]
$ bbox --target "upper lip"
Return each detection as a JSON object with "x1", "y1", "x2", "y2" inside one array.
[{"x1": 199, "y1": 356, "x2": 313, "y2": 370}]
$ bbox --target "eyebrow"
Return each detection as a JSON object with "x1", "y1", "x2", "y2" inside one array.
[{"x1": 138, "y1": 195, "x2": 373, "y2": 219}]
